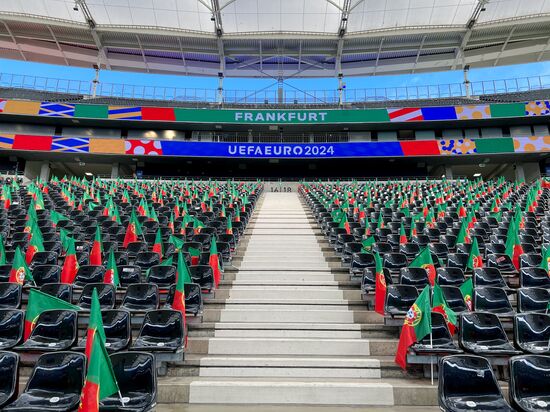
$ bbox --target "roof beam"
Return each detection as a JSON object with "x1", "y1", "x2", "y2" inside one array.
[
  {"x1": 451, "y1": 0, "x2": 489, "y2": 70},
  {"x1": 211, "y1": 0, "x2": 225, "y2": 75},
  {"x1": 135, "y1": 34, "x2": 150, "y2": 73},
  {"x1": 373, "y1": 37, "x2": 384, "y2": 75},
  {"x1": 412, "y1": 34, "x2": 426, "y2": 73},
  {"x1": 493, "y1": 25, "x2": 516, "y2": 66},
  {"x1": 75, "y1": 0, "x2": 111, "y2": 69},
  {"x1": 46, "y1": 25, "x2": 69, "y2": 66},
  {"x1": 335, "y1": 0, "x2": 352, "y2": 76},
  {"x1": 537, "y1": 36, "x2": 550, "y2": 61},
  {"x1": 1, "y1": 20, "x2": 26, "y2": 61}
]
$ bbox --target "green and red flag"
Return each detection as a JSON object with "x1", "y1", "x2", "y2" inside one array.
[
  {"x1": 174, "y1": 251, "x2": 189, "y2": 347},
  {"x1": 25, "y1": 224, "x2": 44, "y2": 265},
  {"x1": 50, "y1": 210, "x2": 68, "y2": 227},
  {"x1": 168, "y1": 235, "x2": 185, "y2": 253},
  {"x1": 152, "y1": 229, "x2": 163, "y2": 261},
  {"x1": 24, "y1": 288, "x2": 79, "y2": 340},
  {"x1": 77, "y1": 330, "x2": 120, "y2": 412},
  {"x1": 122, "y1": 210, "x2": 142, "y2": 248},
  {"x1": 409, "y1": 248, "x2": 436, "y2": 286},
  {"x1": 84, "y1": 288, "x2": 107, "y2": 361},
  {"x1": 459, "y1": 278, "x2": 473, "y2": 311},
  {"x1": 540, "y1": 245, "x2": 550, "y2": 275},
  {"x1": 361, "y1": 235, "x2": 375, "y2": 252},
  {"x1": 89, "y1": 226, "x2": 103, "y2": 266},
  {"x1": 466, "y1": 237, "x2": 483, "y2": 270},
  {"x1": 189, "y1": 246, "x2": 201, "y2": 266},
  {"x1": 103, "y1": 249, "x2": 120, "y2": 288},
  {"x1": 9, "y1": 246, "x2": 32, "y2": 285},
  {"x1": 0, "y1": 235, "x2": 5, "y2": 265},
  {"x1": 505, "y1": 219, "x2": 523, "y2": 270},
  {"x1": 226, "y1": 218, "x2": 233, "y2": 235},
  {"x1": 209, "y1": 237, "x2": 222, "y2": 287},
  {"x1": 399, "y1": 223, "x2": 407, "y2": 245},
  {"x1": 374, "y1": 251, "x2": 386, "y2": 316},
  {"x1": 61, "y1": 237, "x2": 79, "y2": 284},
  {"x1": 432, "y1": 282, "x2": 457, "y2": 335},
  {"x1": 193, "y1": 217, "x2": 205, "y2": 234},
  {"x1": 395, "y1": 285, "x2": 432, "y2": 369},
  {"x1": 456, "y1": 219, "x2": 470, "y2": 244},
  {"x1": 339, "y1": 213, "x2": 350, "y2": 235}
]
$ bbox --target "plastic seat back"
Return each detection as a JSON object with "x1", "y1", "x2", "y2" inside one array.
[
  {"x1": 22, "y1": 310, "x2": 78, "y2": 350},
  {"x1": 487, "y1": 253, "x2": 517, "y2": 272},
  {"x1": 473, "y1": 267, "x2": 507, "y2": 288},
  {"x1": 0, "y1": 351, "x2": 18, "y2": 408},
  {"x1": 189, "y1": 265, "x2": 214, "y2": 291},
  {"x1": 519, "y1": 267, "x2": 550, "y2": 288},
  {"x1": 78, "y1": 283, "x2": 116, "y2": 310},
  {"x1": 135, "y1": 252, "x2": 161, "y2": 270},
  {"x1": 165, "y1": 283, "x2": 203, "y2": 316},
  {"x1": 459, "y1": 312, "x2": 517, "y2": 354},
  {"x1": 147, "y1": 265, "x2": 177, "y2": 288},
  {"x1": 518, "y1": 287, "x2": 550, "y2": 313},
  {"x1": 399, "y1": 243, "x2": 420, "y2": 258},
  {"x1": 372, "y1": 242, "x2": 392, "y2": 255},
  {"x1": 73, "y1": 265, "x2": 105, "y2": 287},
  {"x1": 438, "y1": 355, "x2": 513, "y2": 412},
  {"x1": 514, "y1": 314, "x2": 550, "y2": 354},
  {"x1": 101, "y1": 310, "x2": 131, "y2": 352},
  {"x1": 100, "y1": 352, "x2": 156, "y2": 411},
  {"x1": 40, "y1": 283, "x2": 73, "y2": 303},
  {"x1": 436, "y1": 267, "x2": 465, "y2": 286},
  {"x1": 121, "y1": 283, "x2": 159, "y2": 311},
  {"x1": 361, "y1": 267, "x2": 392, "y2": 293},
  {"x1": 385, "y1": 285, "x2": 418, "y2": 315},
  {"x1": 382, "y1": 253, "x2": 407, "y2": 270},
  {"x1": 0, "y1": 284, "x2": 21, "y2": 309},
  {"x1": 519, "y1": 253, "x2": 543, "y2": 269},
  {"x1": 31, "y1": 264, "x2": 61, "y2": 286},
  {"x1": 126, "y1": 241, "x2": 146, "y2": 256},
  {"x1": 133, "y1": 309, "x2": 184, "y2": 352},
  {"x1": 441, "y1": 286, "x2": 468, "y2": 313},
  {"x1": 473, "y1": 287, "x2": 514, "y2": 315},
  {"x1": 399, "y1": 267, "x2": 429, "y2": 288},
  {"x1": 0, "y1": 310, "x2": 24, "y2": 349},
  {"x1": 447, "y1": 253, "x2": 469, "y2": 271},
  {"x1": 118, "y1": 265, "x2": 142, "y2": 287},
  {"x1": 510, "y1": 355, "x2": 550, "y2": 412}
]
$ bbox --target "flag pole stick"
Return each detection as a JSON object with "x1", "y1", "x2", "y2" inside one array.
[
  {"x1": 430, "y1": 330, "x2": 434, "y2": 386},
  {"x1": 118, "y1": 390, "x2": 126, "y2": 407}
]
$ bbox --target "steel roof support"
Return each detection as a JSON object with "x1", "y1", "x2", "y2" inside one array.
[
  {"x1": 75, "y1": 0, "x2": 111, "y2": 69},
  {"x1": 1, "y1": 20, "x2": 26, "y2": 61},
  {"x1": 451, "y1": 0, "x2": 489, "y2": 70},
  {"x1": 47, "y1": 25, "x2": 69, "y2": 66},
  {"x1": 493, "y1": 26, "x2": 516, "y2": 66}
]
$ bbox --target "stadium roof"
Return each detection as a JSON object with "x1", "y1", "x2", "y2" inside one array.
[{"x1": 0, "y1": 0, "x2": 550, "y2": 77}]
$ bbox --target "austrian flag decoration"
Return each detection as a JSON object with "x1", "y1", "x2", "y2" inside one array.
[
  {"x1": 125, "y1": 139, "x2": 163, "y2": 156},
  {"x1": 388, "y1": 108, "x2": 424, "y2": 122}
]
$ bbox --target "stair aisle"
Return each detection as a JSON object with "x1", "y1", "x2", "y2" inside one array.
[{"x1": 159, "y1": 192, "x2": 437, "y2": 407}]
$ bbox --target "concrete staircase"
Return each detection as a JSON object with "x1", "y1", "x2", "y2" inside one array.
[{"x1": 159, "y1": 192, "x2": 437, "y2": 407}]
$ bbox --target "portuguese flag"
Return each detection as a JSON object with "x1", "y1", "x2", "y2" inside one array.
[
  {"x1": 459, "y1": 278, "x2": 473, "y2": 311},
  {"x1": 361, "y1": 235, "x2": 375, "y2": 252},
  {"x1": 395, "y1": 285, "x2": 432, "y2": 370},
  {"x1": 169, "y1": 235, "x2": 185, "y2": 253},
  {"x1": 174, "y1": 251, "x2": 189, "y2": 347},
  {"x1": 466, "y1": 237, "x2": 483, "y2": 270},
  {"x1": 339, "y1": 213, "x2": 350, "y2": 235},
  {"x1": 78, "y1": 330, "x2": 120, "y2": 412},
  {"x1": 89, "y1": 226, "x2": 103, "y2": 266},
  {"x1": 505, "y1": 219, "x2": 523, "y2": 270},
  {"x1": 540, "y1": 245, "x2": 550, "y2": 275},
  {"x1": 0, "y1": 235, "x2": 5, "y2": 265},
  {"x1": 25, "y1": 225, "x2": 44, "y2": 265},
  {"x1": 152, "y1": 229, "x2": 163, "y2": 261},
  {"x1": 24, "y1": 288, "x2": 79, "y2": 340},
  {"x1": 189, "y1": 246, "x2": 201, "y2": 266},
  {"x1": 209, "y1": 237, "x2": 222, "y2": 288},
  {"x1": 409, "y1": 248, "x2": 436, "y2": 286},
  {"x1": 432, "y1": 282, "x2": 457, "y2": 335},
  {"x1": 85, "y1": 288, "x2": 106, "y2": 361},
  {"x1": 122, "y1": 210, "x2": 142, "y2": 248},
  {"x1": 374, "y1": 251, "x2": 386, "y2": 316},
  {"x1": 9, "y1": 247, "x2": 32, "y2": 285},
  {"x1": 103, "y1": 249, "x2": 120, "y2": 288},
  {"x1": 61, "y1": 237, "x2": 79, "y2": 284},
  {"x1": 226, "y1": 218, "x2": 233, "y2": 235},
  {"x1": 399, "y1": 223, "x2": 407, "y2": 245},
  {"x1": 456, "y1": 219, "x2": 470, "y2": 244}
]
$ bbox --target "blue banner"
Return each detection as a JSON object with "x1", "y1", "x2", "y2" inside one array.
[{"x1": 161, "y1": 141, "x2": 403, "y2": 158}]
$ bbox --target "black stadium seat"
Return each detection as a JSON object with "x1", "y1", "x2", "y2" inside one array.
[
  {"x1": 0, "y1": 310, "x2": 24, "y2": 350},
  {"x1": 473, "y1": 287, "x2": 515, "y2": 315},
  {"x1": 3, "y1": 352, "x2": 85, "y2": 412},
  {"x1": 76, "y1": 310, "x2": 131, "y2": 353},
  {"x1": 514, "y1": 313, "x2": 550, "y2": 355},
  {"x1": 412, "y1": 312, "x2": 461, "y2": 355},
  {"x1": 100, "y1": 352, "x2": 157, "y2": 411},
  {"x1": 473, "y1": 267, "x2": 508, "y2": 288},
  {"x1": 385, "y1": 285, "x2": 418, "y2": 316},
  {"x1": 438, "y1": 355, "x2": 514, "y2": 412},
  {"x1": 31, "y1": 264, "x2": 61, "y2": 286},
  {"x1": 519, "y1": 267, "x2": 550, "y2": 288},
  {"x1": 517, "y1": 287, "x2": 550, "y2": 313},
  {"x1": 0, "y1": 284, "x2": 21, "y2": 310},
  {"x1": 509, "y1": 355, "x2": 550, "y2": 412},
  {"x1": 121, "y1": 283, "x2": 159, "y2": 311},
  {"x1": 165, "y1": 283, "x2": 203, "y2": 316},
  {"x1": 132, "y1": 310, "x2": 185, "y2": 352},
  {"x1": 40, "y1": 283, "x2": 73, "y2": 303},
  {"x1": 459, "y1": 312, "x2": 521, "y2": 356},
  {"x1": 399, "y1": 267, "x2": 429, "y2": 289},
  {"x1": 78, "y1": 283, "x2": 116, "y2": 310},
  {"x1": 0, "y1": 351, "x2": 18, "y2": 409},
  {"x1": 15, "y1": 310, "x2": 78, "y2": 352},
  {"x1": 73, "y1": 265, "x2": 105, "y2": 287},
  {"x1": 147, "y1": 265, "x2": 177, "y2": 288},
  {"x1": 436, "y1": 267, "x2": 465, "y2": 286}
]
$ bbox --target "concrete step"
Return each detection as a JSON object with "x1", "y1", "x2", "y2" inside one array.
[
  {"x1": 204, "y1": 337, "x2": 372, "y2": 356},
  {"x1": 204, "y1": 308, "x2": 378, "y2": 324},
  {"x1": 220, "y1": 287, "x2": 355, "y2": 300},
  {"x1": 195, "y1": 356, "x2": 382, "y2": 378},
  {"x1": 237, "y1": 264, "x2": 331, "y2": 271},
  {"x1": 212, "y1": 329, "x2": 363, "y2": 338},
  {"x1": 157, "y1": 377, "x2": 439, "y2": 406}
]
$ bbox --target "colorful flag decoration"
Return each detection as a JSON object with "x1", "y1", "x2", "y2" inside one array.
[
  {"x1": 12, "y1": 134, "x2": 52, "y2": 151},
  {"x1": 432, "y1": 282, "x2": 457, "y2": 335},
  {"x1": 513, "y1": 136, "x2": 550, "y2": 153},
  {"x1": 209, "y1": 236, "x2": 222, "y2": 288},
  {"x1": 0, "y1": 99, "x2": 6, "y2": 112},
  {"x1": 124, "y1": 140, "x2": 163, "y2": 156},
  {"x1": 459, "y1": 278, "x2": 473, "y2": 311},
  {"x1": 0, "y1": 134, "x2": 14, "y2": 149},
  {"x1": 395, "y1": 285, "x2": 432, "y2": 369},
  {"x1": 388, "y1": 108, "x2": 424, "y2": 122},
  {"x1": 39, "y1": 102, "x2": 75, "y2": 117},
  {"x1": 84, "y1": 288, "x2": 106, "y2": 361},
  {"x1": 89, "y1": 226, "x2": 103, "y2": 266},
  {"x1": 108, "y1": 106, "x2": 142, "y2": 120},
  {"x1": 103, "y1": 249, "x2": 120, "y2": 287},
  {"x1": 374, "y1": 252, "x2": 386, "y2": 316},
  {"x1": 466, "y1": 237, "x2": 483, "y2": 270},
  {"x1": 455, "y1": 105, "x2": 491, "y2": 120},
  {"x1": 409, "y1": 248, "x2": 436, "y2": 286},
  {"x1": 525, "y1": 101, "x2": 550, "y2": 116},
  {"x1": 437, "y1": 139, "x2": 477, "y2": 155},
  {"x1": 61, "y1": 237, "x2": 79, "y2": 284},
  {"x1": 51, "y1": 137, "x2": 90, "y2": 153},
  {"x1": 421, "y1": 106, "x2": 457, "y2": 121},
  {"x1": 9, "y1": 247, "x2": 32, "y2": 285}
]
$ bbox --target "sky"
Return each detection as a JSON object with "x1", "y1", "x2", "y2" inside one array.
[{"x1": 1, "y1": 58, "x2": 549, "y2": 98}]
